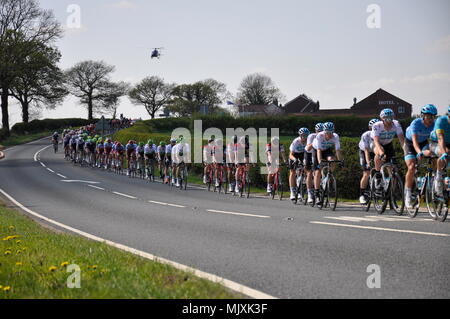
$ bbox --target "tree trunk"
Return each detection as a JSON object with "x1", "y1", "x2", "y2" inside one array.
[
  {"x1": 88, "y1": 98, "x2": 93, "y2": 120},
  {"x1": 22, "y1": 100, "x2": 29, "y2": 123},
  {"x1": 1, "y1": 87, "x2": 10, "y2": 135}
]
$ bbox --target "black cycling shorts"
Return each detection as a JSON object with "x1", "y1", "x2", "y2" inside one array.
[
  {"x1": 289, "y1": 152, "x2": 305, "y2": 170},
  {"x1": 359, "y1": 150, "x2": 375, "y2": 171}
]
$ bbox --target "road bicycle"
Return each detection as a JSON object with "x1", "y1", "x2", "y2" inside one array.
[
  {"x1": 136, "y1": 156, "x2": 145, "y2": 179},
  {"x1": 52, "y1": 139, "x2": 58, "y2": 153},
  {"x1": 317, "y1": 160, "x2": 342, "y2": 211},
  {"x1": 128, "y1": 156, "x2": 137, "y2": 178},
  {"x1": 214, "y1": 164, "x2": 227, "y2": 194},
  {"x1": 177, "y1": 162, "x2": 188, "y2": 190},
  {"x1": 293, "y1": 160, "x2": 308, "y2": 205},
  {"x1": 361, "y1": 160, "x2": 376, "y2": 212},
  {"x1": 146, "y1": 158, "x2": 155, "y2": 182},
  {"x1": 268, "y1": 162, "x2": 284, "y2": 200},
  {"x1": 371, "y1": 156, "x2": 404, "y2": 215},
  {"x1": 235, "y1": 164, "x2": 251, "y2": 198}
]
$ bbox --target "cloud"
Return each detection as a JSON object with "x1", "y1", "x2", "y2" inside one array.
[
  {"x1": 110, "y1": 1, "x2": 137, "y2": 9},
  {"x1": 427, "y1": 35, "x2": 450, "y2": 54}
]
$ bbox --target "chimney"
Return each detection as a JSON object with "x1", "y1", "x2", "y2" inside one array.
[{"x1": 353, "y1": 97, "x2": 357, "y2": 105}]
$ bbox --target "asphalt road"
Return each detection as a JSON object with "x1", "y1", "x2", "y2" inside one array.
[{"x1": 1, "y1": 138, "x2": 449, "y2": 298}]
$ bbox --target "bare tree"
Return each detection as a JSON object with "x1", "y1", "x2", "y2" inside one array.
[
  {"x1": 0, "y1": 0, "x2": 62, "y2": 134},
  {"x1": 128, "y1": 76, "x2": 174, "y2": 119},
  {"x1": 237, "y1": 73, "x2": 285, "y2": 106},
  {"x1": 65, "y1": 60, "x2": 128, "y2": 120}
]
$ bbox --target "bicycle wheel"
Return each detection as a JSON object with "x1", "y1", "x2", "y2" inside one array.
[
  {"x1": 300, "y1": 173, "x2": 308, "y2": 205},
  {"x1": 327, "y1": 174, "x2": 338, "y2": 211},
  {"x1": 407, "y1": 179, "x2": 420, "y2": 218},
  {"x1": 183, "y1": 167, "x2": 188, "y2": 190},
  {"x1": 390, "y1": 173, "x2": 405, "y2": 215},
  {"x1": 277, "y1": 174, "x2": 283, "y2": 201},
  {"x1": 425, "y1": 175, "x2": 439, "y2": 220},
  {"x1": 245, "y1": 172, "x2": 251, "y2": 199},
  {"x1": 371, "y1": 174, "x2": 387, "y2": 214},
  {"x1": 435, "y1": 198, "x2": 449, "y2": 222}
]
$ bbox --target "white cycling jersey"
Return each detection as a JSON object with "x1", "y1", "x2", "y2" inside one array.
[
  {"x1": 371, "y1": 120, "x2": 403, "y2": 146},
  {"x1": 359, "y1": 131, "x2": 374, "y2": 152},
  {"x1": 313, "y1": 132, "x2": 341, "y2": 151},
  {"x1": 306, "y1": 133, "x2": 318, "y2": 154},
  {"x1": 289, "y1": 137, "x2": 307, "y2": 153},
  {"x1": 172, "y1": 143, "x2": 191, "y2": 164},
  {"x1": 203, "y1": 143, "x2": 215, "y2": 164},
  {"x1": 144, "y1": 144, "x2": 156, "y2": 154}
]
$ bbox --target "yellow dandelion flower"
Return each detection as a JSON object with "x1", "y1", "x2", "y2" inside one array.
[
  {"x1": 61, "y1": 262, "x2": 69, "y2": 268},
  {"x1": 15, "y1": 262, "x2": 22, "y2": 266},
  {"x1": 16, "y1": 240, "x2": 21, "y2": 244},
  {"x1": 16, "y1": 250, "x2": 22, "y2": 255},
  {"x1": 9, "y1": 226, "x2": 14, "y2": 230},
  {"x1": 3, "y1": 286, "x2": 11, "y2": 292},
  {"x1": 0, "y1": 285, "x2": 2, "y2": 289},
  {"x1": 91, "y1": 265, "x2": 98, "y2": 270},
  {"x1": 21, "y1": 247, "x2": 27, "y2": 251},
  {"x1": 4, "y1": 250, "x2": 11, "y2": 255},
  {"x1": 48, "y1": 266, "x2": 57, "y2": 272}
]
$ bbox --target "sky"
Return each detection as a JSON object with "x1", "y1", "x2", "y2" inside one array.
[{"x1": 4, "y1": 0, "x2": 450, "y2": 126}]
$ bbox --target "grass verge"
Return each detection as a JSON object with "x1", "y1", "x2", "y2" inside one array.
[
  {"x1": 0, "y1": 202, "x2": 244, "y2": 299},
  {"x1": 0, "y1": 131, "x2": 52, "y2": 148}
]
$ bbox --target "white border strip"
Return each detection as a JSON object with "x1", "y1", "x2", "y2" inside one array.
[
  {"x1": 0, "y1": 187, "x2": 276, "y2": 299},
  {"x1": 310, "y1": 221, "x2": 450, "y2": 237},
  {"x1": 112, "y1": 191, "x2": 137, "y2": 199},
  {"x1": 207, "y1": 209, "x2": 271, "y2": 219}
]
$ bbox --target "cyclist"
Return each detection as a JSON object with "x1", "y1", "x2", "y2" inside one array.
[
  {"x1": 136, "y1": 142, "x2": 146, "y2": 175},
  {"x1": 96, "y1": 138, "x2": 105, "y2": 168},
  {"x1": 212, "y1": 138, "x2": 226, "y2": 188},
  {"x1": 404, "y1": 104, "x2": 437, "y2": 208},
  {"x1": 144, "y1": 139, "x2": 157, "y2": 179},
  {"x1": 172, "y1": 137, "x2": 191, "y2": 188},
  {"x1": 203, "y1": 138, "x2": 215, "y2": 184},
  {"x1": 115, "y1": 141, "x2": 125, "y2": 171},
  {"x1": 84, "y1": 138, "x2": 96, "y2": 166},
  {"x1": 234, "y1": 136, "x2": 253, "y2": 194},
  {"x1": 289, "y1": 128, "x2": 310, "y2": 201},
  {"x1": 358, "y1": 119, "x2": 380, "y2": 204},
  {"x1": 429, "y1": 106, "x2": 450, "y2": 198},
  {"x1": 266, "y1": 136, "x2": 287, "y2": 195},
  {"x1": 157, "y1": 142, "x2": 167, "y2": 180},
  {"x1": 126, "y1": 140, "x2": 138, "y2": 176},
  {"x1": 305, "y1": 123, "x2": 324, "y2": 204},
  {"x1": 165, "y1": 138, "x2": 177, "y2": 184},
  {"x1": 76, "y1": 134, "x2": 85, "y2": 163},
  {"x1": 372, "y1": 108, "x2": 405, "y2": 189},
  {"x1": 63, "y1": 132, "x2": 71, "y2": 157},
  {"x1": 226, "y1": 135, "x2": 238, "y2": 193},
  {"x1": 104, "y1": 138, "x2": 114, "y2": 169},
  {"x1": 312, "y1": 122, "x2": 343, "y2": 205}
]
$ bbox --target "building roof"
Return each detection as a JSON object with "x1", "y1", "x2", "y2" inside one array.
[{"x1": 238, "y1": 104, "x2": 284, "y2": 115}]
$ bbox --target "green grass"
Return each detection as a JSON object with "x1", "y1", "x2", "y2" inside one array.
[
  {"x1": 0, "y1": 202, "x2": 244, "y2": 299},
  {"x1": 0, "y1": 131, "x2": 52, "y2": 148}
]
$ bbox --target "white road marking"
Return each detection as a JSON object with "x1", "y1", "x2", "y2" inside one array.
[
  {"x1": 0, "y1": 188, "x2": 276, "y2": 299},
  {"x1": 148, "y1": 200, "x2": 186, "y2": 208},
  {"x1": 206, "y1": 209, "x2": 271, "y2": 219},
  {"x1": 46, "y1": 168, "x2": 55, "y2": 173},
  {"x1": 88, "y1": 185, "x2": 105, "y2": 191},
  {"x1": 310, "y1": 221, "x2": 450, "y2": 237},
  {"x1": 61, "y1": 180, "x2": 100, "y2": 184},
  {"x1": 112, "y1": 191, "x2": 137, "y2": 199},
  {"x1": 323, "y1": 216, "x2": 433, "y2": 223},
  {"x1": 40, "y1": 162, "x2": 46, "y2": 167},
  {"x1": 34, "y1": 145, "x2": 51, "y2": 162},
  {"x1": 57, "y1": 174, "x2": 67, "y2": 179}
]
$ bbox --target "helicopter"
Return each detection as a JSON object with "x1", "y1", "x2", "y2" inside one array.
[{"x1": 151, "y1": 47, "x2": 164, "y2": 59}]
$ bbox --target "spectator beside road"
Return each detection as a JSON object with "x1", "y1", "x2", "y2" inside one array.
[{"x1": 0, "y1": 145, "x2": 5, "y2": 160}]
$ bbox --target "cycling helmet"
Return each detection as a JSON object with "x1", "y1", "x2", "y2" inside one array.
[
  {"x1": 139, "y1": 142, "x2": 144, "y2": 147},
  {"x1": 148, "y1": 139, "x2": 154, "y2": 145},
  {"x1": 107, "y1": 139, "x2": 112, "y2": 143},
  {"x1": 53, "y1": 132, "x2": 58, "y2": 135},
  {"x1": 315, "y1": 123, "x2": 324, "y2": 132},
  {"x1": 160, "y1": 141, "x2": 166, "y2": 147},
  {"x1": 369, "y1": 118, "x2": 380, "y2": 129},
  {"x1": 298, "y1": 128, "x2": 310, "y2": 136},
  {"x1": 170, "y1": 138, "x2": 177, "y2": 143},
  {"x1": 128, "y1": 140, "x2": 134, "y2": 144},
  {"x1": 380, "y1": 108, "x2": 395, "y2": 120},
  {"x1": 117, "y1": 142, "x2": 122, "y2": 147},
  {"x1": 323, "y1": 122, "x2": 335, "y2": 132},
  {"x1": 92, "y1": 138, "x2": 97, "y2": 143},
  {"x1": 421, "y1": 104, "x2": 437, "y2": 116},
  {"x1": 271, "y1": 136, "x2": 279, "y2": 145}
]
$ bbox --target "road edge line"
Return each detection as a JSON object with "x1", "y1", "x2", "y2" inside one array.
[{"x1": 0, "y1": 187, "x2": 277, "y2": 299}]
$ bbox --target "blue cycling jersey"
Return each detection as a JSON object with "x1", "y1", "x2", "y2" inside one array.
[
  {"x1": 406, "y1": 118, "x2": 434, "y2": 143},
  {"x1": 430, "y1": 116, "x2": 450, "y2": 143}
]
